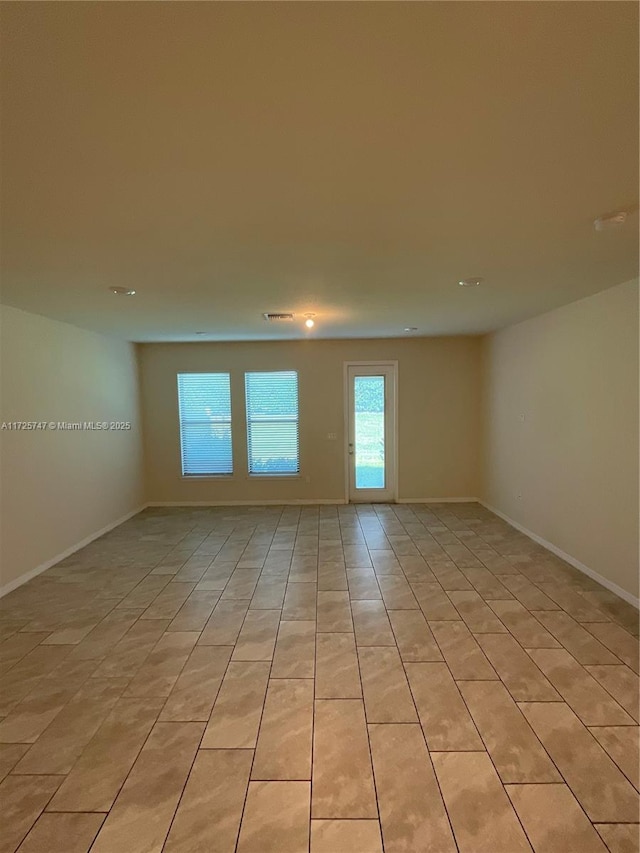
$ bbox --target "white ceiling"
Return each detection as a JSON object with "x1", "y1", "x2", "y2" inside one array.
[{"x1": 0, "y1": 2, "x2": 637, "y2": 342}]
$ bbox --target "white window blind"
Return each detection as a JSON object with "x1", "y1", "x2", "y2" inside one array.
[
  {"x1": 245, "y1": 371, "x2": 299, "y2": 475},
  {"x1": 177, "y1": 373, "x2": 233, "y2": 475}
]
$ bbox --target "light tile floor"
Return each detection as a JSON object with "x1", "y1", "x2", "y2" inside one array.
[{"x1": 0, "y1": 503, "x2": 638, "y2": 852}]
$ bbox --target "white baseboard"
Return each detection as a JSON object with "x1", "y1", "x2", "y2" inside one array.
[
  {"x1": 396, "y1": 497, "x2": 480, "y2": 504},
  {"x1": 480, "y1": 501, "x2": 639, "y2": 610},
  {"x1": 146, "y1": 499, "x2": 348, "y2": 507},
  {"x1": 148, "y1": 498, "x2": 476, "y2": 507},
  {"x1": 9, "y1": 497, "x2": 634, "y2": 611},
  {"x1": 0, "y1": 505, "x2": 147, "y2": 599}
]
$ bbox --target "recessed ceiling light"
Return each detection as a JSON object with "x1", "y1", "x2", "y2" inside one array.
[
  {"x1": 594, "y1": 211, "x2": 627, "y2": 231},
  {"x1": 304, "y1": 313, "x2": 316, "y2": 329},
  {"x1": 110, "y1": 287, "x2": 136, "y2": 296},
  {"x1": 458, "y1": 277, "x2": 483, "y2": 288},
  {"x1": 404, "y1": 327, "x2": 418, "y2": 332}
]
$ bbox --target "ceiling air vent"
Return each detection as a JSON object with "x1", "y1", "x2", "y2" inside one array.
[{"x1": 263, "y1": 312, "x2": 294, "y2": 322}]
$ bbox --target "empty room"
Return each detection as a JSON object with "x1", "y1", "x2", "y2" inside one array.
[{"x1": 0, "y1": 2, "x2": 638, "y2": 852}]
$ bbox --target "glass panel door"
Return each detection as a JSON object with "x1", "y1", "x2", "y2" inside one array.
[
  {"x1": 346, "y1": 364, "x2": 396, "y2": 502},
  {"x1": 354, "y1": 375, "x2": 386, "y2": 490}
]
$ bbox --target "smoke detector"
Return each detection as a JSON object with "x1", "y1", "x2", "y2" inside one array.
[
  {"x1": 263, "y1": 312, "x2": 294, "y2": 322},
  {"x1": 594, "y1": 211, "x2": 627, "y2": 231}
]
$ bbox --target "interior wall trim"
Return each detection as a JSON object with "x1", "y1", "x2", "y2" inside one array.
[
  {"x1": 146, "y1": 499, "x2": 349, "y2": 507},
  {"x1": 395, "y1": 497, "x2": 480, "y2": 504},
  {"x1": 0, "y1": 504, "x2": 147, "y2": 599},
  {"x1": 480, "y1": 500, "x2": 639, "y2": 610}
]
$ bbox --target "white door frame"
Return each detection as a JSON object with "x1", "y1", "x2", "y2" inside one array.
[{"x1": 343, "y1": 361, "x2": 398, "y2": 503}]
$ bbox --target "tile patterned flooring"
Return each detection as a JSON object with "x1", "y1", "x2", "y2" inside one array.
[{"x1": 0, "y1": 502, "x2": 638, "y2": 853}]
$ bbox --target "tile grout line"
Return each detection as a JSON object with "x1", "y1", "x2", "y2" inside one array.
[{"x1": 0, "y1": 501, "x2": 637, "y2": 852}]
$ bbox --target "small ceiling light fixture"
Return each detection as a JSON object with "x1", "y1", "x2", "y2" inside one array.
[
  {"x1": 404, "y1": 327, "x2": 418, "y2": 332},
  {"x1": 458, "y1": 277, "x2": 483, "y2": 288},
  {"x1": 195, "y1": 331, "x2": 207, "y2": 336},
  {"x1": 594, "y1": 211, "x2": 628, "y2": 231},
  {"x1": 110, "y1": 286, "x2": 136, "y2": 296},
  {"x1": 304, "y1": 313, "x2": 316, "y2": 329}
]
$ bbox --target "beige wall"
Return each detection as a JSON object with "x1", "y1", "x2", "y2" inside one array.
[
  {"x1": 0, "y1": 306, "x2": 145, "y2": 592},
  {"x1": 139, "y1": 337, "x2": 482, "y2": 505},
  {"x1": 482, "y1": 279, "x2": 639, "y2": 600}
]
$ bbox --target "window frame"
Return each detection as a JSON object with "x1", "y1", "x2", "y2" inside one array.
[
  {"x1": 244, "y1": 370, "x2": 300, "y2": 478},
  {"x1": 176, "y1": 372, "x2": 234, "y2": 478}
]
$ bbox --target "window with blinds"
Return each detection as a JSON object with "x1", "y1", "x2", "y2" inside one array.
[
  {"x1": 177, "y1": 373, "x2": 233, "y2": 475},
  {"x1": 245, "y1": 371, "x2": 299, "y2": 475}
]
